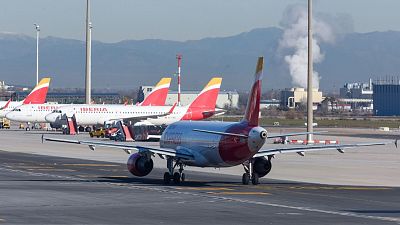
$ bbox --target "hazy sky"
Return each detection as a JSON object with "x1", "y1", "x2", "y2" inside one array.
[{"x1": 1, "y1": 0, "x2": 399, "y2": 42}]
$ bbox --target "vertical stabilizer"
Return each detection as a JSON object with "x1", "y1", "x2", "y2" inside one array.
[
  {"x1": 242, "y1": 57, "x2": 264, "y2": 126},
  {"x1": 22, "y1": 78, "x2": 51, "y2": 104},
  {"x1": 140, "y1": 77, "x2": 172, "y2": 106},
  {"x1": 188, "y1": 77, "x2": 222, "y2": 110}
]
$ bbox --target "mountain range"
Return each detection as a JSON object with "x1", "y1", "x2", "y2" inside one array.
[{"x1": 1, "y1": 27, "x2": 400, "y2": 92}]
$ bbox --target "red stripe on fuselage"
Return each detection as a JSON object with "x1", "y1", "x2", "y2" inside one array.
[{"x1": 218, "y1": 122, "x2": 255, "y2": 165}]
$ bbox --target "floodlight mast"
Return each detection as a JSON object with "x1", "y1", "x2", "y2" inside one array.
[
  {"x1": 34, "y1": 23, "x2": 40, "y2": 86},
  {"x1": 307, "y1": 0, "x2": 314, "y2": 143},
  {"x1": 85, "y1": 0, "x2": 92, "y2": 104}
]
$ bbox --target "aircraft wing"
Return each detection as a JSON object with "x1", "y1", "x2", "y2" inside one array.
[
  {"x1": 42, "y1": 136, "x2": 194, "y2": 160},
  {"x1": 254, "y1": 141, "x2": 395, "y2": 158},
  {"x1": 122, "y1": 103, "x2": 177, "y2": 123}
]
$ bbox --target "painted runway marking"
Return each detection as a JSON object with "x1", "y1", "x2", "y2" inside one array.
[
  {"x1": 175, "y1": 187, "x2": 234, "y2": 191},
  {"x1": 288, "y1": 186, "x2": 391, "y2": 191},
  {"x1": 27, "y1": 168, "x2": 76, "y2": 172},
  {"x1": 102, "y1": 176, "x2": 129, "y2": 179},
  {"x1": 14, "y1": 166, "x2": 54, "y2": 169},
  {"x1": 208, "y1": 191, "x2": 270, "y2": 195},
  {"x1": 62, "y1": 164, "x2": 119, "y2": 167},
  {"x1": 1, "y1": 166, "x2": 400, "y2": 223}
]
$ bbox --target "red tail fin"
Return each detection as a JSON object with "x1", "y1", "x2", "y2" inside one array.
[
  {"x1": 188, "y1": 77, "x2": 222, "y2": 110},
  {"x1": 242, "y1": 57, "x2": 264, "y2": 126},
  {"x1": 140, "y1": 78, "x2": 171, "y2": 106},
  {"x1": 22, "y1": 78, "x2": 51, "y2": 104}
]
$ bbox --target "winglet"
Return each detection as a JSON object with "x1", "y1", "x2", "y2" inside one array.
[
  {"x1": 395, "y1": 139, "x2": 398, "y2": 148},
  {"x1": 22, "y1": 77, "x2": 51, "y2": 104},
  {"x1": 168, "y1": 102, "x2": 177, "y2": 114},
  {"x1": 0, "y1": 98, "x2": 12, "y2": 110},
  {"x1": 140, "y1": 77, "x2": 172, "y2": 106},
  {"x1": 242, "y1": 57, "x2": 264, "y2": 126}
]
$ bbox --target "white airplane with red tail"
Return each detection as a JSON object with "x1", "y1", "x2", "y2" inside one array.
[
  {"x1": 0, "y1": 78, "x2": 51, "y2": 118},
  {"x1": 44, "y1": 57, "x2": 393, "y2": 185}
]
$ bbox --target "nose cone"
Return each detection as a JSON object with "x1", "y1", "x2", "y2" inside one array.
[
  {"x1": 0, "y1": 110, "x2": 7, "y2": 118},
  {"x1": 45, "y1": 113, "x2": 59, "y2": 123}
]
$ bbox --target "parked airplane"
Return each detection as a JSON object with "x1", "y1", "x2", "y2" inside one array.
[
  {"x1": 5, "y1": 77, "x2": 171, "y2": 130},
  {"x1": 44, "y1": 57, "x2": 391, "y2": 185},
  {"x1": 0, "y1": 78, "x2": 51, "y2": 118},
  {"x1": 44, "y1": 77, "x2": 222, "y2": 127}
]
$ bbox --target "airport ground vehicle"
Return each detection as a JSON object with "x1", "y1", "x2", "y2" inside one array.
[
  {"x1": 89, "y1": 128, "x2": 106, "y2": 138},
  {"x1": 133, "y1": 124, "x2": 167, "y2": 141},
  {"x1": 44, "y1": 57, "x2": 392, "y2": 185},
  {"x1": 0, "y1": 118, "x2": 10, "y2": 129}
]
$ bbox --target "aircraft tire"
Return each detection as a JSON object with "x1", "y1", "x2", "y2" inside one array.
[
  {"x1": 242, "y1": 173, "x2": 250, "y2": 185},
  {"x1": 173, "y1": 172, "x2": 181, "y2": 184},
  {"x1": 163, "y1": 172, "x2": 171, "y2": 185},
  {"x1": 251, "y1": 173, "x2": 259, "y2": 185},
  {"x1": 181, "y1": 173, "x2": 186, "y2": 182}
]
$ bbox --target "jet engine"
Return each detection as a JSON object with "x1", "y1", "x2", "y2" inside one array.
[
  {"x1": 253, "y1": 157, "x2": 272, "y2": 177},
  {"x1": 127, "y1": 153, "x2": 153, "y2": 177}
]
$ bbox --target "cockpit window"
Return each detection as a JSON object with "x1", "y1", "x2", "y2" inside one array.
[
  {"x1": 52, "y1": 110, "x2": 62, "y2": 113},
  {"x1": 12, "y1": 108, "x2": 21, "y2": 112}
]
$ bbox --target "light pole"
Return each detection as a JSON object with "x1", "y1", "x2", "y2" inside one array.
[
  {"x1": 176, "y1": 54, "x2": 182, "y2": 106},
  {"x1": 306, "y1": 0, "x2": 314, "y2": 143},
  {"x1": 85, "y1": 0, "x2": 92, "y2": 104},
  {"x1": 34, "y1": 23, "x2": 40, "y2": 85}
]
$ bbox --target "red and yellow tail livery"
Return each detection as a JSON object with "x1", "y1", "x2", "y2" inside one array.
[
  {"x1": 22, "y1": 78, "x2": 51, "y2": 104},
  {"x1": 140, "y1": 77, "x2": 172, "y2": 106}
]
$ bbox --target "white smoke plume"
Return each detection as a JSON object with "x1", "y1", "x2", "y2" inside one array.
[{"x1": 278, "y1": 4, "x2": 336, "y2": 89}]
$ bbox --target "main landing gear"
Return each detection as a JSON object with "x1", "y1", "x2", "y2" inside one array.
[
  {"x1": 242, "y1": 159, "x2": 259, "y2": 185},
  {"x1": 163, "y1": 157, "x2": 186, "y2": 185}
]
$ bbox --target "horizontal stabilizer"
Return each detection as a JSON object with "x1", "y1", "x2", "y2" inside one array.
[{"x1": 268, "y1": 131, "x2": 328, "y2": 139}]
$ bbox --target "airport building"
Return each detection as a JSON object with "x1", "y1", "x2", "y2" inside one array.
[
  {"x1": 338, "y1": 79, "x2": 373, "y2": 111},
  {"x1": 260, "y1": 99, "x2": 281, "y2": 108},
  {"x1": 137, "y1": 86, "x2": 239, "y2": 108},
  {"x1": 280, "y1": 88, "x2": 323, "y2": 109},
  {"x1": 373, "y1": 78, "x2": 400, "y2": 116}
]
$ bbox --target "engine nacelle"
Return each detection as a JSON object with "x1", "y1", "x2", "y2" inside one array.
[
  {"x1": 253, "y1": 157, "x2": 272, "y2": 178},
  {"x1": 127, "y1": 153, "x2": 153, "y2": 177}
]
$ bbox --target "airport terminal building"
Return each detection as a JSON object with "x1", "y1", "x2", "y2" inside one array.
[{"x1": 373, "y1": 79, "x2": 400, "y2": 116}]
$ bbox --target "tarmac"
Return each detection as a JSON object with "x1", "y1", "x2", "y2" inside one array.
[{"x1": 0, "y1": 127, "x2": 399, "y2": 224}]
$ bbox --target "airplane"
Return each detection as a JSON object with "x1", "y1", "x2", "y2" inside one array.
[
  {"x1": 0, "y1": 78, "x2": 51, "y2": 118},
  {"x1": 43, "y1": 57, "x2": 392, "y2": 185},
  {"x1": 44, "y1": 77, "x2": 223, "y2": 128},
  {"x1": 5, "y1": 77, "x2": 172, "y2": 130}
]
